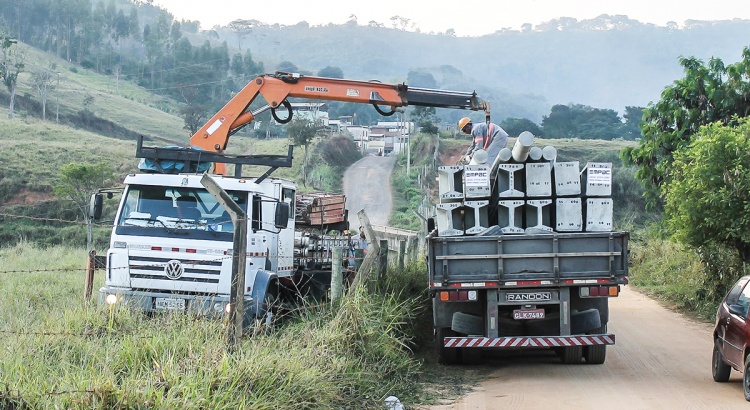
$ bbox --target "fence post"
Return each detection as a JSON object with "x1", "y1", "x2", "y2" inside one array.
[
  {"x1": 398, "y1": 240, "x2": 406, "y2": 271},
  {"x1": 331, "y1": 247, "x2": 343, "y2": 305},
  {"x1": 378, "y1": 239, "x2": 388, "y2": 283},
  {"x1": 84, "y1": 250, "x2": 96, "y2": 302}
]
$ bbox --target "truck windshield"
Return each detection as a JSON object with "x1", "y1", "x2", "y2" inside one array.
[{"x1": 115, "y1": 185, "x2": 247, "y2": 240}]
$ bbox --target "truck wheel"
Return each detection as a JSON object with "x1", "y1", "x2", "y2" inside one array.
[
  {"x1": 460, "y1": 348, "x2": 482, "y2": 365},
  {"x1": 712, "y1": 340, "x2": 731, "y2": 382},
  {"x1": 451, "y1": 312, "x2": 483, "y2": 335},
  {"x1": 744, "y1": 355, "x2": 750, "y2": 401},
  {"x1": 559, "y1": 346, "x2": 583, "y2": 364},
  {"x1": 437, "y1": 327, "x2": 459, "y2": 365},
  {"x1": 584, "y1": 326, "x2": 607, "y2": 364}
]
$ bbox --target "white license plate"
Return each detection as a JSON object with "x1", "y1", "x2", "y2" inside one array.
[
  {"x1": 513, "y1": 308, "x2": 545, "y2": 320},
  {"x1": 155, "y1": 297, "x2": 186, "y2": 311}
]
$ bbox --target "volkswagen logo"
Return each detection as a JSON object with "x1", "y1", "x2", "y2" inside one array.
[{"x1": 164, "y1": 260, "x2": 184, "y2": 280}]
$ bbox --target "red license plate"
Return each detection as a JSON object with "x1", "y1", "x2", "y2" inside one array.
[{"x1": 513, "y1": 308, "x2": 545, "y2": 320}]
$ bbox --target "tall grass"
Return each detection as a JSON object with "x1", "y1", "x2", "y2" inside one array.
[{"x1": 0, "y1": 243, "x2": 429, "y2": 409}]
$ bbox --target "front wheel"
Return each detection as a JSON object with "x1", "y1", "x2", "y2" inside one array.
[{"x1": 712, "y1": 341, "x2": 731, "y2": 382}]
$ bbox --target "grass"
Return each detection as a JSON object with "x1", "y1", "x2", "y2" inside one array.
[
  {"x1": 627, "y1": 228, "x2": 746, "y2": 321},
  {"x1": 13, "y1": 43, "x2": 186, "y2": 142},
  {"x1": 0, "y1": 243, "x2": 444, "y2": 409}
]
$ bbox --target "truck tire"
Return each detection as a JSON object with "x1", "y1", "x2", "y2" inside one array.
[
  {"x1": 451, "y1": 312, "x2": 484, "y2": 335},
  {"x1": 584, "y1": 326, "x2": 607, "y2": 364},
  {"x1": 437, "y1": 327, "x2": 459, "y2": 365},
  {"x1": 460, "y1": 347, "x2": 482, "y2": 365},
  {"x1": 712, "y1": 340, "x2": 731, "y2": 382},
  {"x1": 559, "y1": 346, "x2": 583, "y2": 364}
]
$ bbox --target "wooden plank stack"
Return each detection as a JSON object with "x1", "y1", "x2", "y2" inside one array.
[{"x1": 295, "y1": 193, "x2": 347, "y2": 226}]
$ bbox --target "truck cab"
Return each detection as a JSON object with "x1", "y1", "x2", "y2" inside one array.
[{"x1": 99, "y1": 173, "x2": 295, "y2": 321}]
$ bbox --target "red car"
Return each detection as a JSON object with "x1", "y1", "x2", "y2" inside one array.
[{"x1": 713, "y1": 275, "x2": 750, "y2": 400}]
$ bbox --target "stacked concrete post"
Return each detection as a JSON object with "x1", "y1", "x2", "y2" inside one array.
[{"x1": 434, "y1": 132, "x2": 614, "y2": 237}]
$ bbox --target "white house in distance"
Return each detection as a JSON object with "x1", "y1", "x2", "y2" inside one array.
[{"x1": 289, "y1": 103, "x2": 330, "y2": 126}]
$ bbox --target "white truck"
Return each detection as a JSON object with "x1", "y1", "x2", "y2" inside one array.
[
  {"x1": 429, "y1": 140, "x2": 629, "y2": 365},
  {"x1": 95, "y1": 72, "x2": 492, "y2": 324}
]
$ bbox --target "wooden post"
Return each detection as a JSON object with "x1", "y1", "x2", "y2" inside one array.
[
  {"x1": 349, "y1": 209, "x2": 380, "y2": 292},
  {"x1": 378, "y1": 239, "x2": 388, "y2": 282},
  {"x1": 84, "y1": 250, "x2": 96, "y2": 302},
  {"x1": 331, "y1": 247, "x2": 343, "y2": 305},
  {"x1": 201, "y1": 174, "x2": 247, "y2": 352},
  {"x1": 398, "y1": 240, "x2": 406, "y2": 271}
]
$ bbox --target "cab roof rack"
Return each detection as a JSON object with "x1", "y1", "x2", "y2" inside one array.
[{"x1": 135, "y1": 135, "x2": 294, "y2": 182}]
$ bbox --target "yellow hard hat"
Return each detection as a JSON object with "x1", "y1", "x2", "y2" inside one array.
[{"x1": 458, "y1": 117, "x2": 472, "y2": 130}]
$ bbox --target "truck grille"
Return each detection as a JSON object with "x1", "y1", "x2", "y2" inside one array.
[{"x1": 129, "y1": 255, "x2": 222, "y2": 284}]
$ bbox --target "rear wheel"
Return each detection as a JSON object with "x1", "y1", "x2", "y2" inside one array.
[
  {"x1": 712, "y1": 341, "x2": 731, "y2": 382},
  {"x1": 460, "y1": 347, "x2": 482, "y2": 365},
  {"x1": 559, "y1": 346, "x2": 583, "y2": 364},
  {"x1": 584, "y1": 325, "x2": 607, "y2": 364},
  {"x1": 436, "y1": 327, "x2": 459, "y2": 365},
  {"x1": 743, "y1": 355, "x2": 750, "y2": 401}
]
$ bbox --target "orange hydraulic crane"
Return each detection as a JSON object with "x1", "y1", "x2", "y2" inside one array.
[{"x1": 188, "y1": 72, "x2": 491, "y2": 174}]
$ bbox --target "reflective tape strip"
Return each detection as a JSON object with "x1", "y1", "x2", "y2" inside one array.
[{"x1": 443, "y1": 335, "x2": 615, "y2": 348}]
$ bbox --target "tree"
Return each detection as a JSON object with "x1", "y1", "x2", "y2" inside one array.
[
  {"x1": 317, "y1": 66, "x2": 344, "y2": 78},
  {"x1": 54, "y1": 162, "x2": 115, "y2": 251},
  {"x1": 31, "y1": 67, "x2": 55, "y2": 120},
  {"x1": 287, "y1": 118, "x2": 319, "y2": 186},
  {"x1": 622, "y1": 106, "x2": 645, "y2": 140},
  {"x1": 1, "y1": 35, "x2": 24, "y2": 119},
  {"x1": 663, "y1": 118, "x2": 750, "y2": 262},
  {"x1": 406, "y1": 70, "x2": 437, "y2": 88},
  {"x1": 541, "y1": 104, "x2": 575, "y2": 138},
  {"x1": 541, "y1": 104, "x2": 624, "y2": 140},
  {"x1": 500, "y1": 117, "x2": 543, "y2": 137},
  {"x1": 228, "y1": 19, "x2": 256, "y2": 51},
  {"x1": 622, "y1": 48, "x2": 750, "y2": 208},
  {"x1": 276, "y1": 60, "x2": 299, "y2": 73},
  {"x1": 411, "y1": 106, "x2": 438, "y2": 134}
]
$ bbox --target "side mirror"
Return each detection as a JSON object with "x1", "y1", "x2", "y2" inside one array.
[
  {"x1": 89, "y1": 193, "x2": 103, "y2": 221},
  {"x1": 729, "y1": 304, "x2": 747, "y2": 318},
  {"x1": 274, "y1": 202, "x2": 290, "y2": 228}
]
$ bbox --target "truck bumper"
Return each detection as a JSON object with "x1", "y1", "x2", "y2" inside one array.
[
  {"x1": 98, "y1": 286, "x2": 253, "y2": 318},
  {"x1": 444, "y1": 334, "x2": 615, "y2": 348}
]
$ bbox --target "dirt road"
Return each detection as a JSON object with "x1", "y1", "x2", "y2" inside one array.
[
  {"x1": 429, "y1": 286, "x2": 747, "y2": 409},
  {"x1": 342, "y1": 155, "x2": 397, "y2": 228}
]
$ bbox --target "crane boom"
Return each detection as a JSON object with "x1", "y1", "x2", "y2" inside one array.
[{"x1": 189, "y1": 72, "x2": 491, "y2": 156}]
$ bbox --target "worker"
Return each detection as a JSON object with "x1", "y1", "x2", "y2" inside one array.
[
  {"x1": 358, "y1": 226, "x2": 368, "y2": 254},
  {"x1": 458, "y1": 117, "x2": 509, "y2": 165}
]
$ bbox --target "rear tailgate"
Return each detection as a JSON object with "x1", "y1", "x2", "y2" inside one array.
[{"x1": 428, "y1": 231, "x2": 628, "y2": 286}]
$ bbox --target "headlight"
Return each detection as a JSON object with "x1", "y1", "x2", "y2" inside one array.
[{"x1": 105, "y1": 294, "x2": 117, "y2": 305}]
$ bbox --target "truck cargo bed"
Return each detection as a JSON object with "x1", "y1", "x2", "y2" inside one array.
[{"x1": 428, "y1": 231, "x2": 628, "y2": 285}]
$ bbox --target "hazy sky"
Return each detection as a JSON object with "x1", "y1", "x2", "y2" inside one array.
[{"x1": 153, "y1": 0, "x2": 749, "y2": 37}]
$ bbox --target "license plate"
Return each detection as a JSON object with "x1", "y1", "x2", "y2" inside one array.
[
  {"x1": 513, "y1": 308, "x2": 545, "y2": 320},
  {"x1": 155, "y1": 297, "x2": 186, "y2": 311}
]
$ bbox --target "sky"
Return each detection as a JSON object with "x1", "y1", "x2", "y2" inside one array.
[{"x1": 153, "y1": 0, "x2": 750, "y2": 37}]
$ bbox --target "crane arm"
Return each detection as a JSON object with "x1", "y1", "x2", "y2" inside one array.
[{"x1": 189, "y1": 72, "x2": 490, "y2": 154}]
